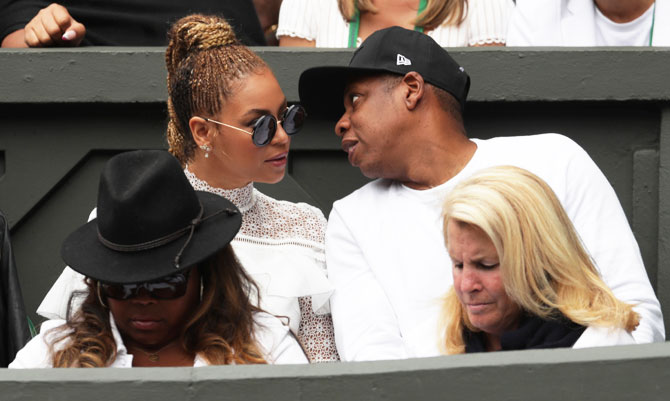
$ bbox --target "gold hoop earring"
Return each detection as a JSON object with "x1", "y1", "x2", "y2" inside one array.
[{"x1": 96, "y1": 282, "x2": 108, "y2": 308}]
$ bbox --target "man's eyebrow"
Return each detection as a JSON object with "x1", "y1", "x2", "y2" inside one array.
[{"x1": 344, "y1": 82, "x2": 357, "y2": 93}]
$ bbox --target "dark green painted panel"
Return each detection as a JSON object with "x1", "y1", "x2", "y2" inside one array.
[
  {"x1": 634, "y1": 148, "x2": 660, "y2": 289},
  {"x1": 2, "y1": 101, "x2": 662, "y2": 324},
  {"x1": 0, "y1": 49, "x2": 666, "y2": 334},
  {"x1": 0, "y1": 48, "x2": 669, "y2": 399},
  {"x1": 657, "y1": 107, "x2": 670, "y2": 335},
  {"x1": 3, "y1": 48, "x2": 670, "y2": 103}
]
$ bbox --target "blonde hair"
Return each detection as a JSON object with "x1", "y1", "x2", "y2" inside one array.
[
  {"x1": 165, "y1": 14, "x2": 266, "y2": 165},
  {"x1": 439, "y1": 166, "x2": 639, "y2": 354},
  {"x1": 338, "y1": 0, "x2": 468, "y2": 31}
]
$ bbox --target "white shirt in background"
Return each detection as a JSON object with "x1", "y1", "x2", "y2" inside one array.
[
  {"x1": 594, "y1": 2, "x2": 654, "y2": 46},
  {"x1": 278, "y1": 0, "x2": 514, "y2": 47},
  {"x1": 508, "y1": 0, "x2": 670, "y2": 46}
]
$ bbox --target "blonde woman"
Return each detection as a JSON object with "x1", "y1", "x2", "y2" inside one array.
[
  {"x1": 278, "y1": 0, "x2": 513, "y2": 48},
  {"x1": 440, "y1": 166, "x2": 639, "y2": 354}
]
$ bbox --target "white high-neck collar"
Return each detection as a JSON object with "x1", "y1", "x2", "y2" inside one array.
[{"x1": 184, "y1": 168, "x2": 256, "y2": 213}]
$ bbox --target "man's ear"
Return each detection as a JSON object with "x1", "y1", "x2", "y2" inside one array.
[
  {"x1": 189, "y1": 116, "x2": 216, "y2": 147},
  {"x1": 401, "y1": 71, "x2": 425, "y2": 110}
]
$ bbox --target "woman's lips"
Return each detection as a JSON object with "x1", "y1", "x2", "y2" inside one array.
[
  {"x1": 465, "y1": 302, "x2": 493, "y2": 314},
  {"x1": 130, "y1": 318, "x2": 162, "y2": 330},
  {"x1": 265, "y1": 152, "x2": 288, "y2": 167}
]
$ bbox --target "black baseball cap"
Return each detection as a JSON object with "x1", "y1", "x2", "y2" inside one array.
[{"x1": 299, "y1": 26, "x2": 470, "y2": 121}]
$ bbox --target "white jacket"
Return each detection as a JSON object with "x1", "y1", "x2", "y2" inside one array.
[{"x1": 574, "y1": 326, "x2": 636, "y2": 349}]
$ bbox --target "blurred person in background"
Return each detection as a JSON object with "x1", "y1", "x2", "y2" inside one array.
[
  {"x1": 1, "y1": 0, "x2": 265, "y2": 47},
  {"x1": 253, "y1": 0, "x2": 284, "y2": 45},
  {"x1": 508, "y1": 0, "x2": 670, "y2": 46},
  {"x1": 278, "y1": 0, "x2": 513, "y2": 47}
]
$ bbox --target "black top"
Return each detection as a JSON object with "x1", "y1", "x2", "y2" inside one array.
[
  {"x1": 464, "y1": 313, "x2": 587, "y2": 353},
  {"x1": 0, "y1": 210, "x2": 31, "y2": 367},
  {"x1": 0, "y1": 0, "x2": 265, "y2": 46}
]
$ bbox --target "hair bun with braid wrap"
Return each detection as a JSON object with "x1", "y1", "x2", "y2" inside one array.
[{"x1": 166, "y1": 14, "x2": 240, "y2": 77}]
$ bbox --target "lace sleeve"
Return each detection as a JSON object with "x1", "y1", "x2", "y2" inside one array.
[{"x1": 297, "y1": 296, "x2": 340, "y2": 362}]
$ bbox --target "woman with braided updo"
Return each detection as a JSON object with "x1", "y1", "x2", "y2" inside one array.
[
  {"x1": 35, "y1": 14, "x2": 338, "y2": 363},
  {"x1": 163, "y1": 14, "x2": 338, "y2": 362},
  {"x1": 37, "y1": 14, "x2": 337, "y2": 363}
]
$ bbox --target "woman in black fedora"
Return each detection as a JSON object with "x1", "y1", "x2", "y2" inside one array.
[
  {"x1": 38, "y1": 14, "x2": 338, "y2": 363},
  {"x1": 10, "y1": 150, "x2": 307, "y2": 367}
]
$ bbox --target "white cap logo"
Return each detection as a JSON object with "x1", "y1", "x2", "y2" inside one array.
[{"x1": 396, "y1": 54, "x2": 412, "y2": 66}]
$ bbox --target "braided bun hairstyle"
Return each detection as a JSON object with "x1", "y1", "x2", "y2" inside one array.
[{"x1": 165, "y1": 14, "x2": 266, "y2": 164}]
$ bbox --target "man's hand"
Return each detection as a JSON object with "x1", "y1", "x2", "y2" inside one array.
[{"x1": 24, "y1": 3, "x2": 86, "y2": 47}]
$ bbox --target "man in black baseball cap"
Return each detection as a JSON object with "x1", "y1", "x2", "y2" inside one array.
[
  {"x1": 298, "y1": 26, "x2": 663, "y2": 362},
  {"x1": 300, "y1": 26, "x2": 473, "y2": 182},
  {"x1": 300, "y1": 25, "x2": 470, "y2": 121}
]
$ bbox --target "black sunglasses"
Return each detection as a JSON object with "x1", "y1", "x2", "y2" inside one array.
[
  {"x1": 202, "y1": 104, "x2": 306, "y2": 147},
  {"x1": 99, "y1": 269, "x2": 191, "y2": 300}
]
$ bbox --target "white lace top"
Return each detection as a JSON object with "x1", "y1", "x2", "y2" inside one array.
[{"x1": 185, "y1": 170, "x2": 339, "y2": 362}]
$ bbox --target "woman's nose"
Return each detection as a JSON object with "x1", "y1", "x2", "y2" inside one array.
[
  {"x1": 459, "y1": 267, "x2": 482, "y2": 293},
  {"x1": 272, "y1": 119, "x2": 290, "y2": 146}
]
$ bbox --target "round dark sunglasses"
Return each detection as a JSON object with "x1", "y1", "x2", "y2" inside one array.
[
  {"x1": 202, "y1": 104, "x2": 306, "y2": 147},
  {"x1": 99, "y1": 269, "x2": 191, "y2": 300}
]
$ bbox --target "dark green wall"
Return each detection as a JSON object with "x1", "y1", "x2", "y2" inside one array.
[
  {"x1": 1, "y1": 46, "x2": 669, "y2": 399},
  {"x1": 1, "y1": 48, "x2": 668, "y2": 329}
]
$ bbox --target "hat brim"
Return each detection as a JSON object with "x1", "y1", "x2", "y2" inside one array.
[
  {"x1": 61, "y1": 191, "x2": 241, "y2": 284},
  {"x1": 299, "y1": 65, "x2": 404, "y2": 121}
]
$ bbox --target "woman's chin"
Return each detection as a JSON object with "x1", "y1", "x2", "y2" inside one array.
[{"x1": 256, "y1": 171, "x2": 286, "y2": 185}]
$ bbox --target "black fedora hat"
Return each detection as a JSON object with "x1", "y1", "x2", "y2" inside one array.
[
  {"x1": 61, "y1": 150, "x2": 241, "y2": 284},
  {"x1": 299, "y1": 26, "x2": 470, "y2": 121}
]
